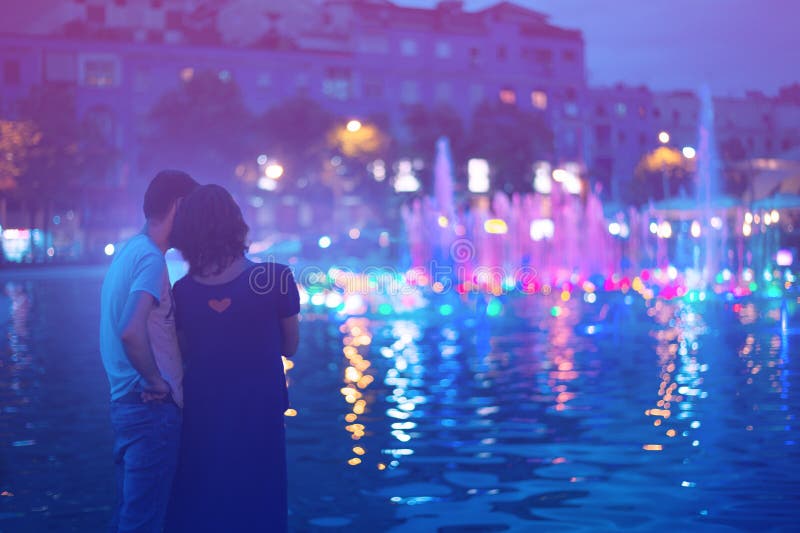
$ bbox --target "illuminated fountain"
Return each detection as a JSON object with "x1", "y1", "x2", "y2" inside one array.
[
  {"x1": 399, "y1": 133, "x2": 798, "y2": 301},
  {"x1": 402, "y1": 138, "x2": 620, "y2": 291}
]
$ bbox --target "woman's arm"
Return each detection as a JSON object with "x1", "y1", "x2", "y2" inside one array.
[{"x1": 280, "y1": 314, "x2": 299, "y2": 357}]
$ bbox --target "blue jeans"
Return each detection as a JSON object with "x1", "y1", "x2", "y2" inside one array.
[{"x1": 109, "y1": 401, "x2": 181, "y2": 533}]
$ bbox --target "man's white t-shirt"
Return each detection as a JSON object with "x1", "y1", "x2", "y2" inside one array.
[{"x1": 99, "y1": 233, "x2": 184, "y2": 406}]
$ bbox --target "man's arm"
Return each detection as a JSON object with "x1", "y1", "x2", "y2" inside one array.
[
  {"x1": 280, "y1": 315, "x2": 299, "y2": 358},
  {"x1": 119, "y1": 290, "x2": 170, "y2": 397}
]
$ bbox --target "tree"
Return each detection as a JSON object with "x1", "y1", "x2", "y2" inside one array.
[
  {"x1": 466, "y1": 102, "x2": 553, "y2": 193},
  {"x1": 255, "y1": 95, "x2": 336, "y2": 192},
  {"x1": 143, "y1": 70, "x2": 253, "y2": 187},
  {"x1": 403, "y1": 105, "x2": 465, "y2": 159},
  {"x1": 1, "y1": 84, "x2": 117, "y2": 259},
  {"x1": 0, "y1": 120, "x2": 40, "y2": 193},
  {"x1": 402, "y1": 104, "x2": 466, "y2": 191},
  {"x1": 15, "y1": 85, "x2": 83, "y2": 210},
  {"x1": 720, "y1": 137, "x2": 750, "y2": 198},
  {"x1": 627, "y1": 146, "x2": 695, "y2": 205}
]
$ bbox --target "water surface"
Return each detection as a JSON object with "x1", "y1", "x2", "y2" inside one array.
[{"x1": 1, "y1": 271, "x2": 798, "y2": 531}]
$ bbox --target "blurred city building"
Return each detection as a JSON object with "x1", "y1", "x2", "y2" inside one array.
[
  {"x1": 0, "y1": 0, "x2": 587, "y2": 177},
  {"x1": 586, "y1": 84, "x2": 800, "y2": 202},
  {"x1": 1, "y1": 0, "x2": 799, "y2": 262}
]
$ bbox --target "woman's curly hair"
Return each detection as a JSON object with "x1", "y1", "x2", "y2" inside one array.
[{"x1": 171, "y1": 184, "x2": 249, "y2": 275}]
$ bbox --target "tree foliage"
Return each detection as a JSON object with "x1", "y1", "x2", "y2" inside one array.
[
  {"x1": 626, "y1": 146, "x2": 695, "y2": 205},
  {"x1": 467, "y1": 102, "x2": 553, "y2": 193},
  {"x1": 143, "y1": 70, "x2": 252, "y2": 184},
  {"x1": 256, "y1": 95, "x2": 336, "y2": 183}
]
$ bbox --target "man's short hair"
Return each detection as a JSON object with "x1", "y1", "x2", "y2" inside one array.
[{"x1": 143, "y1": 170, "x2": 199, "y2": 220}]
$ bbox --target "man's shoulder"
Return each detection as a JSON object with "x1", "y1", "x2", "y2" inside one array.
[{"x1": 121, "y1": 234, "x2": 162, "y2": 260}]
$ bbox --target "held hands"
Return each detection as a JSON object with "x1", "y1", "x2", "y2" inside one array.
[{"x1": 140, "y1": 374, "x2": 171, "y2": 403}]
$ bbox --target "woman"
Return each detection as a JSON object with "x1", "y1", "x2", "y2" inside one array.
[{"x1": 165, "y1": 184, "x2": 299, "y2": 532}]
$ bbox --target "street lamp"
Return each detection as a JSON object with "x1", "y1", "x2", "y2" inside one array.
[
  {"x1": 468, "y1": 159, "x2": 490, "y2": 193},
  {"x1": 657, "y1": 131, "x2": 670, "y2": 199},
  {"x1": 265, "y1": 163, "x2": 284, "y2": 179},
  {"x1": 346, "y1": 119, "x2": 362, "y2": 133}
]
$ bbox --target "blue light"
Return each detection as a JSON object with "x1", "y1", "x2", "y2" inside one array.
[{"x1": 318, "y1": 236, "x2": 332, "y2": 249}]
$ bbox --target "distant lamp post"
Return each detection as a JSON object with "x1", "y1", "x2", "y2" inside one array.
[
  {"x1": 265, "y1": 163, "x2": 284, "y2": 179},
  {"x1": 394, "y1": 159, "x2": 421, "y2": 193},
  {"x1": 468, "y1": 158, "x2": 490, "y2": 193},
  {"x1": 346, "y1": 119, "x2": 362, "y2": 133},
  {"x1": 658, "y1": 130, "x2": 670, "y2": 144},
  {"x1": 533, "y1": 161, "x2": 552, "y2": 194},
  {"x1": 682, "y1": 146, "x2": 696, "y2": 159},
  {"x1": 484, "y1": 218, "x2": 508, "y2": 234},
  {"x1": 552, "y1": 167, "x2": 581, "y2": 195},
  {"x1": 258, "y1": 177, "x2": 278, "y2": 191}
]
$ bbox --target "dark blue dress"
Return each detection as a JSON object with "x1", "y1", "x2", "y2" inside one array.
[{"x1": 165, "y1": 262, "x2": 299, "y2": 533}]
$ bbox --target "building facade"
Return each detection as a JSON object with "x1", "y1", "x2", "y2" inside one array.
[
  {"x1": 1, "y1": 0, "x2": 588, "y2": 191},
  {"x1": 586, "y1": 85, "x2": 800, "y2": 202}
]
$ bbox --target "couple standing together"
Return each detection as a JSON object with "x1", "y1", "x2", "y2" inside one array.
[{"x1": 99, "y1": 170, "x2": 300, "y2": 532}]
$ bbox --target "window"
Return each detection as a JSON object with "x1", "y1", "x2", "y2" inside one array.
[
  {"x1": 323, "y1": 67, "x2": 351, "y2": 101},
  {"x1": 166, "y1": 10, "x2": 181, "y2": 30},
  {"x1": 617, "y1": 131, "x2": 627, "y2": 143},
  {"x1": 531, "y1": 90, "x2": 547, "y2": 110},
  {"x1": 563, "y1": 49, "x2": 577, "y2": 62},
  {"x1": 435, "y1": 41, "x2": 451, "y2": 59},
  {"x1": 564, "y1": 130, "x2": 577, "y2": 149},
  {"x1": 87, "y1": 5, "x2": 105, "y2": 23},
  {"x1": 497, "y1": 45, "x2": 507, "y2": 61},
  {"x1": 401, "y1": 81, "x2": 419, "y2": 104},
  {"x1": 595, "y1": 125, "x2": 611, "y2": 146},
  {"x1": 652, "y1": 107, "x2": 661, "y2": 118},
  {"x1": 499, "y1": 88, "x2": 516, "y2": 105},
  {"x1": 638, "y1": 132, "x2": 647, "y2": 146},
  {"x1": 401, "y1": 39, "x2": 418, "y2": 57},
  {"x1": 638, "y1": 106, "x2": 647, "y2": 118},
  {"x1": 564, "y1": 86, "x2": 577, "y2": 101},
  {"x1": 364, "y1": 80, "x2": 384, "y2": 98},
  {"x1": 134, "y1": 68, "x2": 149, "y2": 92},
  {"x1": 595, "y1": 104, "x2": 606, "y2": 117},
  {"x1": 180, "y1": 67, "x2": 194, "y2": 82},
  {"x1": 563, "y1": 102, "x2": 579, "y2": 117},
  {"x1": 615, "y1": 103, "x2": 627, "y2": 116},
  {"x1": 3, "y1": 60, "x2": 20, "y2": 85},
  {"x1": 470, "y1": 84, "x2": 484, "y2": 105},
  {"x1": 469, "y1": 47, "x2": 480, "y2": 66},
  {"x1": 79, "y1": 55, "x2": 119, "y2": 87},
  {"x1": 435, "y1": 82, "x2": 451, "y2": 103},
  {"x1": 360, "y1": 35, "x2": 389, "y2": 54},
  {"x1": 672, "y1": 110, "x2": 681, "y2": 124},
  {"x1": 534, "y1": 48, "x2": 553, "y2": 64},
  {"x1": 257, "y1": 73, "x2": 271, "y2": 89}
]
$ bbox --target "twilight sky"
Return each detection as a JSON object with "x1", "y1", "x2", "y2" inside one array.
[{"x1": 399, "y1": 0, "x2": 799, "y2": 96}]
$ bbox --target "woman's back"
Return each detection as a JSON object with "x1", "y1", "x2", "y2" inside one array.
[{"x1": 166, "y1": 261, "x2": 299, "y2": 532}]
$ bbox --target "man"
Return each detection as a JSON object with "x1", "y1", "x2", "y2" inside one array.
[{"x1": 99, "y1": 170, "x2": 198, "y2": 532}]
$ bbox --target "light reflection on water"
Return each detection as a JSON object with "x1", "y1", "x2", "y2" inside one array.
[{"x1": 1, "y1": 276, "x2": 798, "y2": 531}]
